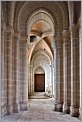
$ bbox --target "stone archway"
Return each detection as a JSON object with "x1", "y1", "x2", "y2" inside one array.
[
  {"x1": 27, "y1": 8, "x2": 55, "y2": 98},
  {"x1": 29, "y1": 49, "x2": 52, "y2": 96}
]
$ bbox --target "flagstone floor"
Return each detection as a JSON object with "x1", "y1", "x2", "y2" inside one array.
[{"x1": 1, "y1": 99, "x2": 81, "y2": 122}]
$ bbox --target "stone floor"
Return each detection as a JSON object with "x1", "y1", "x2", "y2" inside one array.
[
  {"x1": 1, "y1": 99, "x2": 81, "y2": 122},
  {"x1": 29, "y1": 92, "x2": 50, "y2": 99}
]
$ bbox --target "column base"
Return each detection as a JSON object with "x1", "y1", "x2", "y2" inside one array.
[
  {"x1": 63, "y1": 104, "x2": 70, "y2": 114},
  {"x1": 1, "y1": 104, "x2": 7, "y2": 117},
  {"x1": 13, "y1": 103, "x2": 20, "y2": 113},
  {"x1": 7, "y1": 105, "x2": 13, "y2": 115},
  {"x1": 70, "y1": 106, "x2": 79, "y2": 117},
  {"x1": 54, "y1": 102, "x2": 63, "y2": 112},
  {"x1": 79, "y1": 108, "x2": 81, "y2": 120},
  {"x1": 20, "y1": 102, "x2": 29, "y2": 111}
]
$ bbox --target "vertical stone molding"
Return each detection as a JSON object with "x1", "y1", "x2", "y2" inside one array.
[
  {"x1": 28, "y1": 64, "x2": 33, "y2": 95},
  {"x1": 7, "y1": 2, "x2": 15, "y2": 27},
  {"x1": 63, "y1": 30, "x2": 71, "y2": 114},
  {"x1": 32, "y1": 69, "x2": 34, "y2": 93},
  {"x1": 28, "y1": 64, "x2": 31, "y2": 95},
  {"x1": 1, "y1": 23, "x2": 4, "y2": 115},
  {"x1": 20, "y1": 37, "x2": 28, "y2": 111},
  {"x1": 70, "y1": 25, "x2": 80, "y2": 117},
  {"x1": 30, "y1": 64, "x2": 33, "y2": 94},
  {"x1": 50, "y1": 64, "x2": 54, "y2": 97},
  {"x1": 52, "y1": 35, "x2": 63, "y2": 112},
  {"x1": 1, "y1": 23, "x2": 7, "y2": 116},
  {"x1": 52, "y1": 36, "x2": 56, "y2": 101},
  {"x1": 79, "y1": 28, "x2": 82, "y2": 119},
  {"x1": 80, "y1": 2, "x2": 82, "y2": 119},
  {"x1": 6, "y1": 26, "x2": 14, "y2": 114},
  {"x1": 13, "y1": 33, "x2": 20, "y2": 113},
  {"x1": 68, "y1": 2, "x2": 74, "y2": 26}
]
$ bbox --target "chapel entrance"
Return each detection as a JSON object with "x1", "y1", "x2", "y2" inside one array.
[{"x1": 34, "y1": 74, "x2": 45, "y2": 92}]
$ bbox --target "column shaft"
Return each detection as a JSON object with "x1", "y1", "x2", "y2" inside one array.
[
  {"x1": 70, "y1": 25, "x2": 80, "y2": 117},
  {"x1": 6, "y1": 27, "x2": 13, "y2": 114},
  {"x1": 63, "y1": 30, "x2": 71, "y2": 114},
  {"x1": 1, "y1": 23, "x2": 7, "y2": 116},
  {"x1": 28, "y1": 64, "x2": 31, "y2": 95},
  {"x1": 50, "y1": 65, "x2": 54, "y2": 97},
  {"x1": 30, "y1": 65, "x2": 33, "y2": 93},
  {"x1": 13, "y1": 34, "x2": 20, "y2": 113},
  {"x1": 20, "y1": 39, "x2": 28, "y2": 111},
  {"x1": 79, "y1": 2, "x2": 82, "y2": 119},
  {"x1": 53, "y1": 35, "x2": 63, "y2": 112},
  {"x1": 80, "y1": 29, "x2": 82, "y2": 119}
]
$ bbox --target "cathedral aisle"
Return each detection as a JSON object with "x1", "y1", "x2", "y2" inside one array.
[
  {"x1": 1, "y1": 99, "x2": 81, "y2": 122},
  {"x1": 1, "y1": 1, "x2": 81, "y2": 118}
]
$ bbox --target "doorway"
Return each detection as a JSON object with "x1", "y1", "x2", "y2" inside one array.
[{"x1": 34, "y1": 74, "x2": 45, "y2": 92}]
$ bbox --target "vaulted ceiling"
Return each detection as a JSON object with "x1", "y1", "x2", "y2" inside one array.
[{"x1": 1, "y1": 1, "x2": 81, "y2": 64}]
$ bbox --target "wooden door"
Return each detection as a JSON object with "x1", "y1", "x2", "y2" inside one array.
[{"x1": 34, "y1": 74, "x2": 45, "y2": 92}]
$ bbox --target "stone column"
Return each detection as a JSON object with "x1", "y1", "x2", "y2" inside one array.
[
  {"x1": 28, "y1": 64, "x2": 31, "y2": 95},
  {"x1": 1, "y1": 2, "x2": 15, "y2": 116},
  {"x1": 32, "y1": 66, "x2": 34, "y2": 93},
  {"x1": 50, "y1": 65, "x2": 53, "y2": 97},
  {"x1": 30, "y1": 64, "x2": 33, "y2": 93},
  {"x1": 20, "y1": 37, "x2": 28, "y2": 111},
  {"x1": 50, "y1": 64, "x2": 54, "y2": 97},
  {"x1": 30, "y1": 65, "x2": 32, "y2": 94},
  {"x1": 28, "y1": 64, "x2": 33, "y2": 95},
  {"x1": 1, "y1": 22, "x2": 7, "y2": 116},
  {"x1": 52, "y1": 65, "x2": 55, "y2": 97},
  {"x1": 70, "y1": 25, "x2": 80, "y2": 117},
  {"x1": 0, "y1": 8, "x2": 1, "y2": 117},
  {"x1": 79, "y1": 28, "x2": 82, "y2": 120},
  {"x1": 13, "y1": 33, "x2": 20, "y2": 113},
  {"x1": 79, "y1": 2, "x2": 82, "y2": 119},
  {"x1": 63, "y1": 30, "x2": 71, "y2": 114},
  {"x1": 33, "y1": 69, "x2": 34, "y2": 93},
  {"x1": 53, "y1": 35, "x2": 63, "y2": 112},
  {"x1": 6, "y1": 26, "x2": 13, "y2": 114},
  {"x1": 1, "y1": 18, "x2": 4, "y2": 107},
  {"x1": 52, "y1": 36, "x2": 56, "y2": 99}
]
